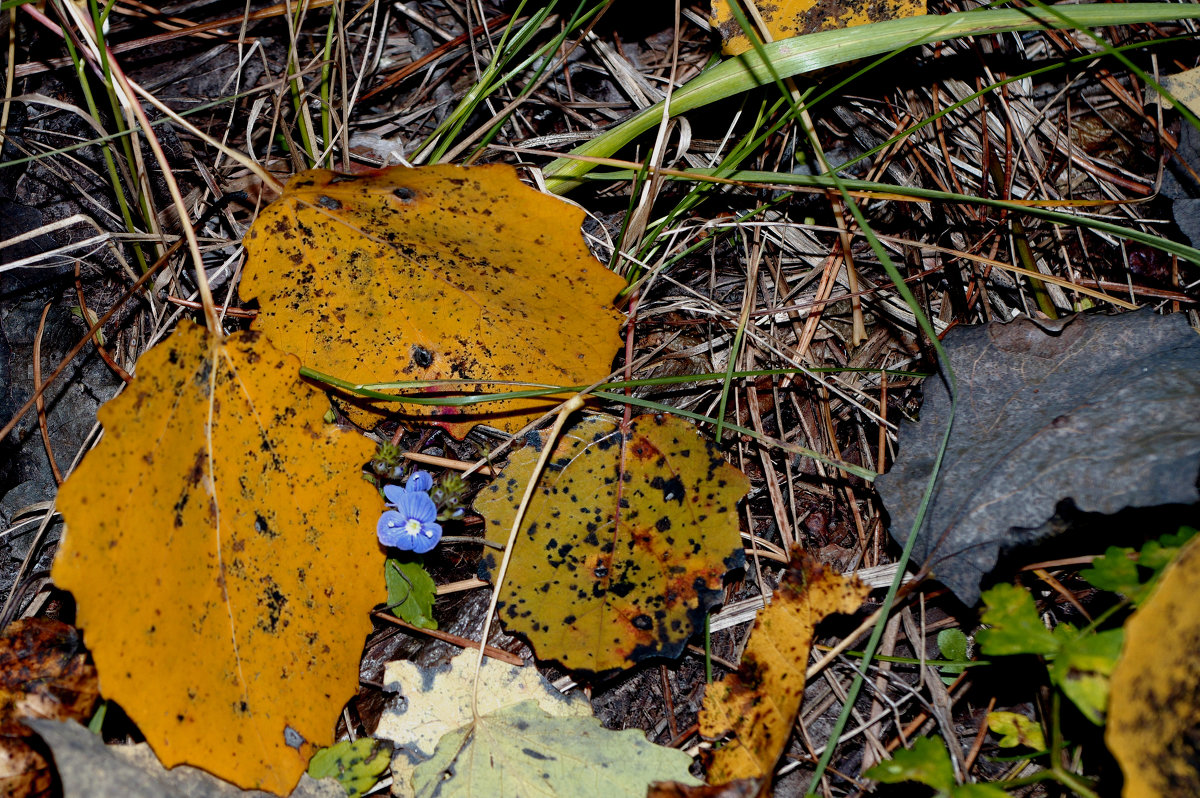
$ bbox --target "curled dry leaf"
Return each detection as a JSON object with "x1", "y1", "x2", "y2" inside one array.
[
  {"x1": 475, "y1": 414, "x2": 749, "y2": 673},
  {"x1": 0, "y1": 619, "x2": 98, "y2": 797},
  {"x1": 1107, "y1": 533, "x2": 1200, "y2": 797},
  {"x1": 53, "y1": 322, "x2": 385, "y2": 795},
  {"x1": 240, "y1": 165, "x2": 626, "y2": 437},
  {"x1": 700, "y1": 554, "x2": 868, "y2": 785}
]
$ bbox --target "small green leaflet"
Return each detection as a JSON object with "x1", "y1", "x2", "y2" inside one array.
[
  {"x1": 936, "y1": 629, "x2": 969, "y2": 685},
  {"x1": 1048, "y1": 627, "x2": 1124, "y2": 725},
  {"x1": 866, "y1": 736, "x2": 954, "y2": 791},
  {"x1": 306, "y1": 738, "x2": 391, "y2": 797},
  {"x1": 1081, "y1": 526, "x2": 1197, "y2": 606},
  {"x1": 986, "y1": 711, "x2": 1045, "y2": 751},
  {"x1": 976, "y1": 584, "x2": 1122, "y2": 724},
  {"x1": 975, "y1": 585, "x2": 1057, "y2": 656},
  {"x1": 385, "y1": 558, "x2": 438, "y2": 630},
  {"x1": 865, "y1": 736, "x2": 1009, "y2": 797}
]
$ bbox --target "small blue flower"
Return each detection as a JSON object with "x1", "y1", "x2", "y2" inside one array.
[
  {"x1": 378, "y1": 490, "x2": 442, "y2": 553},
  {"x1": 406, "y1": 470, "x2": 433, "y2": 493}
]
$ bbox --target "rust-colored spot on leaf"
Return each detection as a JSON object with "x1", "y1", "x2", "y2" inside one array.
[
  {"x1": 475, "y1": 414, "x2": 749, "y2": 673},
  {"x1": 53, "y1": 321, "x2": 385, "y2": 795},
  {"x1": 1107, "y1": 533, "x2": 1200, "y2": 798},
  {"x1": 711, "y1": 0, "x2": 926, "y2": 56},
  {"x1": 700, "y1": 554, "x2": 868, "y2": 785},
  {"x1": 239, "y1": 164, "x2": 626, "y2": 437}
]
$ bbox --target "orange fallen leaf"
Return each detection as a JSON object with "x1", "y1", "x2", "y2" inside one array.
[
  {"x1": 239, "y1": 165, "x2": 626, "y2": 437},
  {"x1": 700, "y1": 554, "x2": 868, "y2": 785},
  {"x1": 1107, "y1": 532, "x2": 1200, "y2": 798},
  {"x1": 53, "y1": 321, "x2": 385, "y2": 795},
  {"x1": 475, "y1": 414, "x2": 749, "y2": 673},
  {"x1": 711, "y1": 0, "x2": 925, "y2": 56}
]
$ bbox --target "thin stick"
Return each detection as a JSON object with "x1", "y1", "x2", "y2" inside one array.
[
  {"x1": 471, "y1": 395, "x2": 584, "y2": 720},
  {"x1": 403, "y1": 451, "x2": 496, "y2": 475},
  {"x1": 33, "y1": 303, "x2": 64, "y2": 485},
  {"x1": 372, "y1": 612, "x2": 523, "y2": 667}
]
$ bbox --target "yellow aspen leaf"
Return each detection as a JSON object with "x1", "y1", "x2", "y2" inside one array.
[
  {"x1": 53, "y1": 321, "x2": 385, "y2": 795},
  {"x1": 700, "y1": 555, "x2": 868, "y2": 784},
  {"x1": 475, "y1": 414, "x2": 749, "y2": 673},
  {"x1": 711, "y1": 0, "x2": 925, "y2": 56},
  {"x1": 239, "y1": 165, "x2": 626, "y2": 437},
  {"x1": 1107, "y1": 533, "x2": 1200, "y2": 798}
]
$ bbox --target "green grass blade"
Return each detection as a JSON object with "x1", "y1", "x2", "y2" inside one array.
[
  {"x1": 585, "y1": 168, "x2": 1200, "y2": 265},
  {"x1": 543, "y1": 4, "x2": 1200, "y2": 193}
]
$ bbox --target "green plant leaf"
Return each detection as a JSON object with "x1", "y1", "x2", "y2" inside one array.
[
  {"x1": 1050, "y1": 628, "x2": 1124, "y2": 725},
  {"x1": 864, "y1": 735, "x2": 954, "y2": 791},
  {"x1": 1081, "y1": 546, "x2": 1142, "y2": 599},
  {"x1": 1083, "y1": 527, "x2": 1199, "y2": 606},
  {"x1": 976, "y1": 584, "x2": 1059, "y2": 657},
  {"x1": 385, "y1": 558, "x2": 438, "y2": 630},
  {"x1": 936, "y1": 628, "x2": 969, "y2": 684},
  {"x1": 412, "y1": 700, "x2": 699, "y2": 798},
  {"x1": 544, "y1": 5, "x2": 1200, "y2": 195},
  {"x1": 307, "y1": 739, "x2": 391, "y2": 798},
  {"x1": 986, "y1": 711, "x2": 1045, "y2": 750}
]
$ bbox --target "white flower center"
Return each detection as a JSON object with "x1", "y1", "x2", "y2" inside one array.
[{"x1": 405, "y1": 518, "x2": 423, "y2": 535}]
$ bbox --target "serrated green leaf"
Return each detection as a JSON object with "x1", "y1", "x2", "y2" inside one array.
[
  {"x1": 1050, "y1": 628, "x2": 1124, "y2": 725},
  {"x1": 976, "y1": 584, "x2": 1058, "y2": 657},
  {"x1": 1081, "y1": 527, "x2": 1198, "y2": 606},
  {"x1": 986, "y1": 711, "x2": 1045, "y2": 750},
  {"x1": 864, "y1": 736, "x2": 955, "y2": 791},
  {"x1": 1139, "y1": 527, "x2": 1198, "y2": 573},
  {"x1": 385, "y1": 558, "x2": 438, "y2": 630},
  {"x1": 1080, "y1": 546, "x2": 1142, "y2": 597},
  {"x1": 307, "y1": 738, "x2": 392, "y2": 797},
  {"x1": 413, "y1": 700, "x2": 700, "y2": 798}
]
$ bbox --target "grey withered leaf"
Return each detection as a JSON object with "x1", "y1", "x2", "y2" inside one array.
[{"x1": 876, "y1": 310, "x2": 1200, "y2": 605}]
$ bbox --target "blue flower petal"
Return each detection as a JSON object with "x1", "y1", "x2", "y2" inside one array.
[
  {"x1": 395, "y1": 490, "x2": 437, "y2": 523},
  {"x1": 382, "y1": 484, "x2": 408, "y2": 507},
  {"x1": 408, "y1": 521, "x2": 443, "y2": 554},
  {"x1": 377, "y1": 509, "x2": 412, "y2": 548},
  {"x1": 406, "y1": 470, "x2": 434, "y2": 493},
  {"x1": 377, "y1": 489, "x2": 442, "y2": 552}
]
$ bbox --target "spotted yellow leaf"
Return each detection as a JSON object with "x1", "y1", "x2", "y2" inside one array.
[
  {"x1": 475, "y1": 414, "x2": 749, "y2": 673},
  {"x1": 240, "y1": 165, "x2": 625, "y2": 437},
  {"x1": 53, "y1": 322, "x2": 385, "y2": 794}
]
